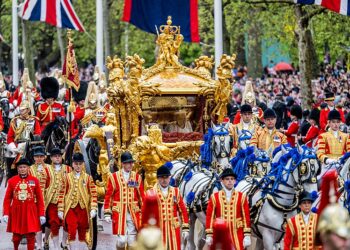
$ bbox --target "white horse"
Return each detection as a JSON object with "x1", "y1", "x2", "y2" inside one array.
[
  {"x1": 237, "y1": 129, "x2": 253, "y2": 150},
  {"x1": 236, "y1": 145, "x2": 320, "y2": 250}
]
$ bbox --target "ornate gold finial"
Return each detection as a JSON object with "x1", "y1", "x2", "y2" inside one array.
[
  {"x1": 146, "y1": 124, "x2": 162, "y2": 144},
  {"x1": 159, "y1": 16, "x2": 179, "y2": 35}
]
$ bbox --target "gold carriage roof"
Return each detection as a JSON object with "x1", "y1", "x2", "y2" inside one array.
[{"x1": 140, "y1": 16, "x2": 216, "y2": 95}]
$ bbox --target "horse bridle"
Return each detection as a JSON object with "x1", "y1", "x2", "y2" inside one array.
[{"x1": 211, "y1": 127, "x2": 230, "y2": 160}]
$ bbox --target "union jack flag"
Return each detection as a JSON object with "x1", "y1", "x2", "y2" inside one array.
[
  {"x1": 294, "y1": 0, "x2": 350, "y2": 16},
  {"x1": 18, "y1": 0, "x2": 85, "y2": 32}
]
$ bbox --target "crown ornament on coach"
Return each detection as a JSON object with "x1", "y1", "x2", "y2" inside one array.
[{"x1": 159, "y1": 16, "x2": 180, "y2": 36}]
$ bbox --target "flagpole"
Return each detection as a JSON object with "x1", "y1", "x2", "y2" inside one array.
[
  {"x1": 214, "y1": 0, "x2": 223, "y2": 78},
  {"x1": 12, "y1": 0, "x2": 19, "y2": 86},
  {"x1": 96, "y1": 0, "x2": 104, "y2": 71}
]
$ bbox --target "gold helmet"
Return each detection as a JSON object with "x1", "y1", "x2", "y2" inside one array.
[
  {"x1": 317, "y1": 170, "x2": 350, "y2": 239},
  {"x1": 99, "y1": 72, "x2": 107, "y2": 90},
  {"x1": 242, "y1": 80, "x2": 256, "y2": 106},
  {"x1": 85, "y1": 81, "x2": 99, "y2": 108},
  {"x1": 19, "y1": 100, "x2": 30, "y2": 110},
  {"x1": 21, "y1": 68, "x2": 30, "y2": 89},
  {"x1": 0, "y1": 72, "x2": 5, "y2": 89}
]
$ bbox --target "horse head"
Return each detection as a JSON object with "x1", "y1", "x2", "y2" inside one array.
[
  {"x1": 0, "y1": 97, "x2": 10, "y2": 116},
  {"x1": 211, "y1": 123, "x2": 231, "y2": 169},
  {"x1": 252, "y1": 148, "x2": 270, "y2": 177},
  {"x1": 238, "y1": 129, "x2": 252, "y2": 150}
]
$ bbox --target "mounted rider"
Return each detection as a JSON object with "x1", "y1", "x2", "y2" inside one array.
[
  {"x1": 7, "y1": 100, "x2": 41, "y2": 161},
  {"x1": 300, "y1": 109, "x2": 320, "y2": 148},
  {"x1": 284, "y1": 191, "x2": 320, "y2": 250},
  {"x1": 233, "y1": 80, "x2": 264, "y2": 125},
  {"x1": 0, "y1": 72, "x2": 11, "y2": 99},
  {"x1": 70, "y1": 81, "x2": 88, "y2": 138},
  {"x1": 281, "y1": 104, "x2": 302, "y2": 147},
  {"x1": 36, "y1": 77, "x2": 65, "y2": 131},
  {"x1": 229, "y1": 104, "x2": 259, "y2": 156},
  {"x1": 317, "y1": 109, "x2": 350, "y2": 166},
  {"x1": 250, "y1": 108, "x2": 287, "y2": 156}
]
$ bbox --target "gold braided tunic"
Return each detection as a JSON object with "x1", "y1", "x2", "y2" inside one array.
[
  {"x1": 250, "y1": 127, "x2": 287, "y2": 155},
  {"x1": 316, "y1": 131, "x2": 350, "y2": 163}
]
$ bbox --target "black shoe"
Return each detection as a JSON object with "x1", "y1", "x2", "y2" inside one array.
[
  {"x1": 61, "y1": 243, "x2": 68, "y2": 250},
  {"x1": 44, "y1": 242, "x2": 49, "y2": 250}
]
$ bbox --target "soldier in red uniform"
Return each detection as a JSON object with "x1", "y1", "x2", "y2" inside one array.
[
  {"x1": 57, "y1": 153, "x2": 97, "y2": 250},
  {"x1": 319, "y1": 91, "x2": 345, "y2": 133},
  {"x1": 43, "y1": 147, "x2": 71, "y2": 249},
  {"x1": 146, "y1": 165, "x2": 189, "y2": 250},
  {"x1": 104, "y1": 152, "x2": 144, "y2": 250},
  {"x1": 205, "y1": 168, "x2": 251, "y2": 250},
  {"x1": 284, "y1": 191, "x2": 320, "y2": 250},
  {"x1": 36, "y1": 77, "x2": 65, "y2": 131},
  {"x1": 302, "y1": 109, "x2": 320, "y2": 148},
  {"x1": 281, "y1": 105, "x2": 302, "y2": 147},
  {"x1": 69, "y1": 82, "x2": 88, "y2": 138},
  {"x1": 2, "y1": 158, "x2": 46, "y2": 250}
]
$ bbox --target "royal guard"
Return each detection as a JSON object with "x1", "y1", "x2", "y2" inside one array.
[
  {"x1": 284, "y1": 191, "x2": 320, "y2": 250},
  {"x1": 57, "y1": 153, "x2": 97, "y2": 250},
  {"x1": 250, "y1": 108, "x2": 287, "y2": 155},
  {"x1": 7, "y1": 100, "x2": 41, "y2": 168},
  {"x1": 147, "y1": 165, "x2": 189, "y2": 250},
  {"x1": 2, "y1": 158, "x2": 46, "y2": 250},
  {"x1": 319, "y1": 91, "x2": 345, "y2": 133},
  {"x1": 36, "y1": 77, "x2": 65, "y2": 131},
  {"x1": 104, "y1": 152, "x2": 144, "y2": 250},
  {"x1": 43, "y1": 147, "x2": 71, "y2": 250},
  {"x1": 317, "y1": 110, "x2": 350, "y2": 166},
  {"x1": 29, "y1": 145, "x2": 49, "y2": 250},
  {"x1": 69, "y1": 81, "x2": 88, "y2": 138},
  {"x1": 92, "y1": 65, "x2": 101, "y2": 84},
  {"x1": 281, "y1": 105, "x2": 302, "y2": 147},
  {"x1": 233, "y1": 80, "x2": 263, "y2": 125},
  {"x1": 301, "y1": 109, "x2": 320, "y2": 148},
  {"x1": 0, "y1": 72, "x2": 11, "y2": 98},
  {"x1": 205, "y1": 168, "x2": 251, "y2": 250},
  {"x1": 229, "y1": 104, "x2": 259, "y2": 156}
]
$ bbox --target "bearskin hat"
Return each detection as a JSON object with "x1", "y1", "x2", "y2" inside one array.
[
  {"x1": 40, "y1": 77, "x2": 59, "y2": 99},
  {"x1": 290, "y1": 105, "x2": 303, "y2": 119},
  {"x1": 72, "y1": 81, "x2": 88, "y2": 102},
  {"x1": 309, "y1": 109, "x2": 320, "y2": 122}
]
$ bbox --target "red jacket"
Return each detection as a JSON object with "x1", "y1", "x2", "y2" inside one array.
[
  {"x1": 285, "y1": 121, "x2": 300, "y2": 147},
  {"x1": 233, "y1": 107, "x2": 264, "y2": 124},
  {"x1": 3, "y1": 175, "x2": 45, "y2": 234},
  {"x1": 7, "y1": 116, "x2": 41, "y2": 144},
  {"x1": 104, "y1": 171, "x2": 144, "y2": 235},
  {"x1": 319, "y1": 107, "x2": 345, "y2": 133},
  {"x1": 303, "y1": 125, "x2": 319, "y2": 148},
  {"x1": 36, "y1": 101, "x2": 65, "y2": 131},
  {"x1": 206, "y1": 190, "x2": 251, "y2": 250},
  {"x1": 70, "y1": 105, "x2": 85, "y2": 138},
  {"x1": 284, "y1": 213, "x2": 321, "y2": 250}
]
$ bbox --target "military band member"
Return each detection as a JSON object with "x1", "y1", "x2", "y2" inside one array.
[
  {"x1": 43, "y1": 147, "x2": 71, "y2": 249},
  {"x1": 229, "y1": 104, "x2": 258, "y2": 156},
  {"x1": 284, "y1": 191, "x2": 320, "y2": 250},
  {"x1": 58, "y1": 153, "x2": 97, "y2": 250},
  {"x1": 29, "y1": 145, "x2": 49, "y2": 250},
  {"x1": 147, "y1": 165, "x2": 189, "y2": 250},
  {"x1": 250, "y1": 108, "x2": 287, "y2": 155},
  {"x1": 7, "y1": 100, "x2": 41, "y2": 170},
  {"x1": 2, "y1": 158, "x2": 46, "y2": 250},
  {"x1": 317, "y1": 109, "x2": 350, "y2": 165},
  {"x1": 205, "y1": 168, "x2": 251, "y2": 250},
  {"x1": 36, "y1": 77, "x2": 65, "y2": 131},
  {"x1": 281, "y1": 105, "x2": 302, "y2": 147},
  {"x1": 104, "y1": 152, "x2": 144, "y2": 250},
  {"x1": 319, "y1": 91, "x2": 345, "y2": 133}
]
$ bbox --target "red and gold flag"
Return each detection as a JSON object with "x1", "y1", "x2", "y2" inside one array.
[{"x1": 62, "y1": 35, "x2": 80, "y2": 91}]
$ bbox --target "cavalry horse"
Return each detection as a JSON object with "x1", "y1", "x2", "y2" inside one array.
[
  {"x1": 0, "y1": 97, "x2": 10, "y2": 133},
  {"x1": 236, "y1": 145, "x2": 320, "y2": 250}
]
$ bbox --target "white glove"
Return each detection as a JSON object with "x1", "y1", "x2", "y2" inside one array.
[
  {"x1": 58, "y1": 211, "x2": 64, "y2": 220},
  {"x1": 205, "y1": 236, "x2": 213, "y2": 246},
  {"x1": 243, "y1": 235, "x2": 251, "y2": 248},
  {"x1": 90, "y1": 210, "x2": 97, "y2": 218},
  {"x1": 3, "y1": 215, "x2": 8, "y2": 223},
  {"x1": 182, "y1": 231, "x2": 189, "y2": 241},
  {"x1": 104, "y1": 215, "x2": 112, "y2": 223},
  {"x1": 40, "y1": 216, "x2": 46, "y2": 225},
  {"x1": 326, "y1": 158, "x2": 336, "y2": 165}
]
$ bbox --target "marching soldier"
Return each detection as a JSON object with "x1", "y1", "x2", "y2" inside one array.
[
  {"x1": 36, "y1": 77, "x2": 65, "y2": 131},
  {"x1": 147, "y1": 165, "x2": 189, "y2": 250},
  {"x1": 229, "y1": 104, "x2": 259, "y2": 156},
  {"x1": 251, "y1": 108, "x2": 287, "y2": 155},
  {"x1": 317, "y1": 109, "x2": 350, "y2": 166},
  {"x1": 233, "y1": 80, "x2": 263, "y2": 125},
  {"x1": 7, "y1": 100, "x2": 41, "y2": 172},
  {"x1": 284, "y1": 191, "x2": 320, "y2": 250},
  {"x1": 281, "y1": 105, "x2": 302, "y2": 147},
  {"x1": 205, "y1": 168, "x2": 251, "y2": 250},
  {"x1": 70, "y1": 81, "x2": 88, "y2": 138},
  {"x1": 2, "y1": 158, "x2": 46, "y2": 250},
  {"x1": 319, "y1": 91, "x2": 345, "y2": 133},
  {"x1": 57, "y1": 153, "x2": 97, "y2": 250},
  {"x1": 104, "y1": 151, "x2": 144, "y2": 250},
  {"x1": 43, "y1": 147, "x2": 71, "y2": 249},
  {"x1": 29, "y1": 145, "x2": 49, "y2": 250}
]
